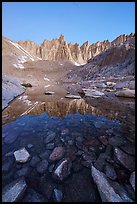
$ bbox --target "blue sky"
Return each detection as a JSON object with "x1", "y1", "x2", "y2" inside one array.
[{"x1": 2, "y1": 2, "x2": 135, "y2": 45}]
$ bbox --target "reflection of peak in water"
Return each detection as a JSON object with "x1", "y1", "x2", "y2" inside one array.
[{"x1": 26, "y1": 98, "x2": 102, "y2": 118}]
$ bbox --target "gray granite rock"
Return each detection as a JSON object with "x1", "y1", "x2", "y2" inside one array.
[
  {"x1": 14, "y1": 148, "x2": 31, "y2": 163},
  {"x1": 53, "y1": 159, "x2": 72, "y2": 181},
  {"x1": 2, "y1": 178, "x2": 27, "y2": 202}
]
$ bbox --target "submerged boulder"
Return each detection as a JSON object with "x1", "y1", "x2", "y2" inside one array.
[
  {"x1": 14, "y1": 148, "x2": 31, "y2": 163},
  {"x1": 2, "y1": 178, "x2": 27, "y2": 202}
]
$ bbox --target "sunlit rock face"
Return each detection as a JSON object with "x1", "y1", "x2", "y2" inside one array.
[{"x1": 17, "y1": 33, "x2": 135, "y2": 65}]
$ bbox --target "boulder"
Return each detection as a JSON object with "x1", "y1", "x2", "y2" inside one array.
[
  {"x1": 115, "y1": 89, "x2": 135, "y2": 98},
  {"x1": 84, "y1": 89, "x2": 105, "y2": 98},
  {"x1": 114, "y1": 147, "x2": 135, "y2": 171},
  {"x1": 114, "y1": 81, "x2": 129, "y2": 89},
  {"x1": 14, "y1": 148, "x2": 31, "y2": 163},
  {"x1": 2, "y1": 178, "x2": 27, "y2": 202},
  {"x1": 91, "y1": 165, "x2": 133, "y2": 202},
  {"x1": 49, "y1": 147, "x2": 65, "y2": 162},
  {"x1": 53, "y1": 159, "x2": 72, "y2": 181}
]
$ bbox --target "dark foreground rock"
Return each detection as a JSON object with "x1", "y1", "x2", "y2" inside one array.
[
  {"x1": 2, "y1": 178, "x2": 27, "y2": 202},
  {"x1": 130, "y1": 171, "x2": 135, "y2": 191},
  {"x1": 91, "y1": 165, "x2": 133, "y2": 202},
  {"x1": 114, "y1": 147, "x2": 135, "y2": 172}
]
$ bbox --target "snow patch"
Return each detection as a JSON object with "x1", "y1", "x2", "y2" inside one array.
[
  {"x1": 74, "y1": 62, "x2": 86, "y2": 66},
  {"x1": 44, "y1": 85, "x2": 50, "y2": 88},
  {"x1": 44, "y1": 77, "x2": 50, "y2": 81},
  {"x1": 18, "y1": 95, "x2": 32, "y2": 106},
  {"x1": 13, "y1": 63, "x2": 24, "y2": 69},
  {"x1": 9, "y1": 40, "x2": 35, "y2": 61}
]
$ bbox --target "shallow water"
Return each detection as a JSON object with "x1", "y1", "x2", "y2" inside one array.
[{"x1": 2, "y1": 87, "x2": 135, "y2": 202}]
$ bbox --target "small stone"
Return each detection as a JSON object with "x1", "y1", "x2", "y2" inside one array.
[
  {"x1": 4, "y1": 134, "x2": 18, "y2": 144},
  {"x1": 27, "y1": 144, "x2": 33, "y2": 149},
  {"x1": 14, "y1": 148, "x2": 31, "y2": 163},
  {"x1": 104, "y1": 164, "x2": 117, "y2": 180},
  {"x1": 49, "y1": 147, "x2": 65, "y2": 162},
  {"x1": 75, "y1": 136, "x2": 84, "y2": 143},
  {"x1": 94, "y1": 153, "x2": 108, "y2": 172},
  {"x1": 98, "y1": 136, "x2": 108, "y2": 146},
  {"x1": 115, "y1": 89, "x2": 135, "y2": 98},
  {"x1": 82, "y1": 152, "x2": 97, "y2": 163},
  {"x1": 129, "y1": 172, "x2": 135, "y2": 191},
  {"x1": 44, "y1": 131, "x2": 56, "y2": 144},
  {"x1": 48, "y1": 164, "x2": 55, "y2": 173},
  {"x1": 2, "y1": 178, "x2": 27, "y2": 202},
  {"x1": 53, "y1": 159, "x2": 72, "y2": 181},
  {"x1": 36, "y1": 159, "x2": 48, "y2": 174},
  {"x1": 61, "y1": 128, "x2": 69, "y2": 135},
  {"x1": 108, "y1": 136, "x2": 126, "y2": 147},
  {"x1": 39, "y1": 150, "x2": 51, "y2": 160},
  {"x1": 46, "y1": 143, "x2": 55, "y2": 150},
  {"x1": 53, "y1": 189, "x2": 63, "y2": 202},
  {"x1": 75, "y1": 150, "x2": 84, "y2": 156},
  {"x1": 30, "y1": 156, "x2": 41, "y2": 167},
  {"x1": 17, "y1": 167, "x2": 29, "y2": 177},
  {"x1": 120, "y1": 142, "x2": 135, "y2": 156},
  {"x1": 114, "y1": 147, "x2": 135, "y2": 172},
  {"x1": 5, "y1": 151, "x2": 14, "y2": 157},
  {"x1": 68, "y1": 140, "x2": 74, "y2": 146},
  {"x1": 2, "y1": 160, "x2": 14, "y2": 173}
]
